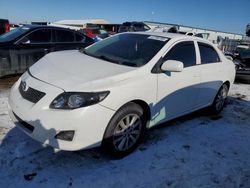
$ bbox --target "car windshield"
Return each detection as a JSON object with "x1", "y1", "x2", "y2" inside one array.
[
  {"x1": 83, "y1": 33, "x2": 169, "y2": 67},
  {"x1": 0, "y1": 26, "x2": 30, "y2": 42}
]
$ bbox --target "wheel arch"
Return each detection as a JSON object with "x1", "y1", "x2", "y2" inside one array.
[
  {"x1": 224, "y1": 80, "x2": 230, "y2": 89},
  {"x1": 101, "y1": 99, "x2": 151, "y2": 139},
  {"x1": 101, "y1": 99, "x2": 150, "y2": 156},
  {"x1": 130, "y1": 99, "x2": 151, "y2": 121}
]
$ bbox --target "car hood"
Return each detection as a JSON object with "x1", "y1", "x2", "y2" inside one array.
[{"x1": 29, "y1": 50, "x2": 137, "y2": 91}]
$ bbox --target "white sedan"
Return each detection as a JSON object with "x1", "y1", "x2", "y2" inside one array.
[{"x1": 9, "y1": 32, "x2": 235, "y2": 157}]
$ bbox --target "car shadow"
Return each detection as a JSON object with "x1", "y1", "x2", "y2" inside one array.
[
  {"x1": 0, "y1": 74, "x2": 21, "y2": 91},
  {"x1": 147, "y1": 80, "x2": 224, "y2": 129}
]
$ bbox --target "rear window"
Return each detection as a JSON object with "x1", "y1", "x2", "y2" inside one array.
[{"x1": 198, "y1": 42, "x2": 220, "y2": 64}]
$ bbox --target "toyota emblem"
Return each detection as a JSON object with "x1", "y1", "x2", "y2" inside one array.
[{"x1": 21, "y1": 81, "x2": 27, "y2": 91}]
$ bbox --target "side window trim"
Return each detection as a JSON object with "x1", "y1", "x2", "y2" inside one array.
[{"x1": 194, "y1": 41, "x2": 201, "y2": 65}]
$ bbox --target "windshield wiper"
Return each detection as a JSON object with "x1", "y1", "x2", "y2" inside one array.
[
  {"x1": 80, "y1": 49, "x2": 91, "y2": 56},
  {"x1": 80, "y1": 49, "x2": 116, "y2": 62},
  {"x1": 98, "y1": 55, "x2": 120, "y2": 64},
  {"x1": 100, "y1": 56, "x2": 138, "y2": 67},
  {"x1": 80, "y1": 50, "x2": 137, "y2": 67},
  {"x1": 80, "y1": 49, "x2": 100, "y2": 59},
  {"x1": 121, "y1": 61, "x2": 138, "y2": 67}
]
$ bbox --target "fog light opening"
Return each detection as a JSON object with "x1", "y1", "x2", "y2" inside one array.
[{"x1": 55, "y1": 131, "x2": 75, "y2": 141}]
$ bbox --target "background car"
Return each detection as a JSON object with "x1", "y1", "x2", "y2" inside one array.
[
  {"x1": 9, "y1": 23, "x2": 20, "y2": 30},
  {"x1": 9, "y1": 32, "x2": 235, "y2": 158},
  {"x1": 234, "y1": 49, "x2": 250, "y2": 83},
  {"x1": 0, "y1": 19, "x2": 10, "y2": 35},
  {"x1": 82, "y1": 27, "x2": 109, "y2": 41},
  {"x1": 233, "y1": 44, "x2": 249, "y2": 57},
  {"x1": 118, "y1": 22, "x2": 150, "y2": 33},
  {"x1": 0, "y1": 25, "x2": 94, "y2": 77}
]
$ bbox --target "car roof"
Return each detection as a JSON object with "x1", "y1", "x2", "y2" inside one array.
[
  {"x1": 130, "y1": 31, "x2": 212, "y2": 44},
  {"x1": 21, "y1": 24, "x2": 78, "y2": 31}
]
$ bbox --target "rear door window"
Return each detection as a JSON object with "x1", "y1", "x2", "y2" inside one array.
[
  {"x1": 198, "y1": 42, "x2": 220, "y2": 64},
  {"x1": 55, "y1": 29, "x2": 75, "y2": 42},
  {"x1": 163, "y1": 41, "x2": 196, "y2": 67}
]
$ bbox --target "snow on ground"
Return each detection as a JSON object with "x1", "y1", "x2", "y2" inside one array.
[{"x1": 0, "y1": 83, "x2": 250, "y2": 188}]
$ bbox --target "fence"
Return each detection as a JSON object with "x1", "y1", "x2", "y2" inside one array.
[{"x1": 218, "y1": 38, "x2": 250, "y2": 53}]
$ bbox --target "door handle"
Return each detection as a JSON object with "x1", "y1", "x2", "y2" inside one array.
[{"x1": 44, "y1": 49, "x2": 49, "y2": 52}]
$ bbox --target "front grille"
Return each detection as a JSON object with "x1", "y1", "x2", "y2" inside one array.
[
  {"x1": 13, "y1": 112, "x2": 34, "y2": 133},
  {"x1": 19, "y1": 81, "x2": 46, "y2": 103}
]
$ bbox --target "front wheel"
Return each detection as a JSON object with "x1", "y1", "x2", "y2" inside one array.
[
  {"x1": 210, "y1": 84, "x2": 229, "y2": 114},
  {"x1": 102, "y1": 102, "x2": 146, "y2": 158}
]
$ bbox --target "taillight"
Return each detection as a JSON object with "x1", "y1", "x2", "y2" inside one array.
[{"x1": 4, "y1": 22, "x2": 10, "y2": 33}]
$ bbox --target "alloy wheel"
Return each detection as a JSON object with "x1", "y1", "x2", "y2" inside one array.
[
  {"x1": 215, "y1": 85, "x2": 228, "y2": 111},
  {"x1": 113, "y1": 113, "x2": 142, "y2": 151}
]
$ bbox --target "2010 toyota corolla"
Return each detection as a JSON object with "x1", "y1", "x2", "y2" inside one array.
[{"x1": 9, "y1": 32, "x2": 235, "y2": 157}]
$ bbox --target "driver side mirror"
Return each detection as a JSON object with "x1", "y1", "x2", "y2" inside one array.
[{"x1": 161, "y1": 60, "x2": 184, "y2": 72}]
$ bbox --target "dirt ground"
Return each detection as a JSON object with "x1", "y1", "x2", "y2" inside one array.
[{"x1": 0, "y1": 75, "x2": 20, "y2": 91}]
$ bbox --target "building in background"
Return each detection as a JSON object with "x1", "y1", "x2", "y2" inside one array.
[
  {"x1": 50, "y1": 19, "x2": 109, "y2": 30},
  {"x1": 144, "y1": 21, "x2": 250, "y2": 53},
  {"x1": 144, "y1": 21, "x2": 244, "y2": 42}
]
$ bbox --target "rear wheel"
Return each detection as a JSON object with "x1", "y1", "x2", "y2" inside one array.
[
  {"x1": 102, "y1": 102, "x2": 146, "y2": 158},
  {"x1": 210, "y1": 84, "x2": 229, "y2": 114}
]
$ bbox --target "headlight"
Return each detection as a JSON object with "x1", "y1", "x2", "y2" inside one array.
[{"x1": 50, "y1": 91, "x2": 110, "y2": 109}]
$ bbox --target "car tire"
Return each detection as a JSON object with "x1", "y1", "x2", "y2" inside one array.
[
  {"x1": 210, "y1": 84, "x2": 229, "y2": 114},
  {"x1": 102, "y1": 102, "x2": 146, "y2": 158}
]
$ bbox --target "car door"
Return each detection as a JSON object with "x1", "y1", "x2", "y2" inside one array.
[
  {"x1": 195, "y1": 42, "x2": 224, "y2": 106},
  {"x1": 153, "y1": 41, "x2": 201, "y2": 124},
  {"x1": 10, "y1": 28, "x2": 52, "y2": 73}
]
